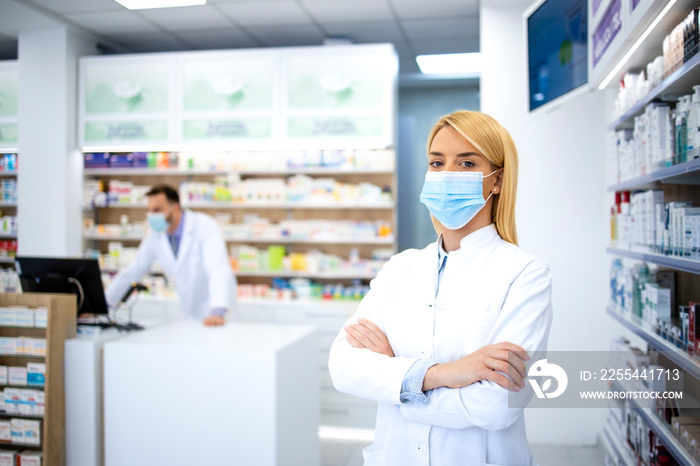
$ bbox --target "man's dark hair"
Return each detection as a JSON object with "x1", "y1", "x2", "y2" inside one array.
[{"x1": 146, "y1": 184, "x2": 180, "y2": 204}]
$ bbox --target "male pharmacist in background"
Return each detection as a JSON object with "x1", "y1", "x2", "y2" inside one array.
[{"x1": 105, "y1": 184, "x2": 236, "y2": 326}]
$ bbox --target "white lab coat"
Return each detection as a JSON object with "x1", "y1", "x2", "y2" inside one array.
[
  {"x1": 328, "y1": 224, "x2": 552, "y2": 466},
  {"x1": 106, "y1": 210, "x2": 237, "y2": 321}
]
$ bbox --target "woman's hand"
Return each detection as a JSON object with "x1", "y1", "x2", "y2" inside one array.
[
  {"x1": 423, "y1": 342, "x2": 529, "y2": 392},
  {"x1": 345, "y1": 318, "x2": 394, "y2": 357}
]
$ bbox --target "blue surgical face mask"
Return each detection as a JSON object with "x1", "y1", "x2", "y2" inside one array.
[
  {"x1": 419, "y1": 169, "x2": 499, "y2": 230},
  {"x1": 147, "y1": 212, "x2": 169, "y2": 232}
]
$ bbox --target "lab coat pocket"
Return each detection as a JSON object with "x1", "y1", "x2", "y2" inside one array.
[
  {"x1": 362, "y1": 444, "x2": 387, "y2": 465},
  {"x1": 466, "y1": 311, "x2": 500, "y2": 353}
]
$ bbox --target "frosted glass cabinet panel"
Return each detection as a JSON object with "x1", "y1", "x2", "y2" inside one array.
[
  {"x1": 79, "y1": 44, "x2": 397, "y2": 150},
  {"x1": 80, "y1": 55, "x2": 174, "y2": 147},
  {"x1": 0, "y1": 62, "x2": 18, "y2": 148}
]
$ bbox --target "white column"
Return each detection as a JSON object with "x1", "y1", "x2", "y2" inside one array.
[
  {"x1": 480, "y1": 0, "x2": 616, "y2": 445},
  {"x1": 17, "y1": 28, "x2": 96, "y2": 257}
]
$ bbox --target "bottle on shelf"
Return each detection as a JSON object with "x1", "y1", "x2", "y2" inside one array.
[{"x1": 675, "y1": 96, "x2": 689, "y2": 165}]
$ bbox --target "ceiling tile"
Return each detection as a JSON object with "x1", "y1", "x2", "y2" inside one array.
[
  {"x1": 410, "y1": 38, "x2": 480, "y2": 55},
  {"x1": 110, "y1": 32, "x2": 191, "y2": 52},
  {"x1": 323, "y1": 20, "x2": 403, "y2": 43},
  {"x1": 209, "y1": 0, "x2": 288, "y2": 3},
  {"x1": 27, "y1": 0, "x2": 124, "y2": 14},
  {"x1": 176, "y1": 28, "x2": 260, "y2": 49},
  {"x1": 63, "y1": 10, "x2": 161, "y2": 35},
  {"x1": 136, "y1": 5, "x2": 233, "y2": 31},
  {"x1": 401, "y1": 16, "x2": 478, "y2": 41},
  {"x1": 300, "y1": 0, "x2": 394, "y2": 24},
  {"x1": 246, "y1": 24, "x2": 324, "y2": 47},
  {"x1": 389, "y1": 0, "x2": 478, "y2": 19},
  {"x1": 0, "y1": 0, "x2": 65, "y2": 37},
  {"x1": 216, "y1": 1, "x2": 312, "y2": 26}
]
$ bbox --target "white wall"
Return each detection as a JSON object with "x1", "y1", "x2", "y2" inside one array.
[
  {"x1": 17, "y1": 28, "x2": 96, "y2": 257},
  {"x1": 481, "y1": 0, "x2": 621, "y2": 445}
]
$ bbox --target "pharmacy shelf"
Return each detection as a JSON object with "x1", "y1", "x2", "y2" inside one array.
[
  {"x1": 84, "y1": 168, "x2": 227, "y2": 176},
  {"x1": 235, "y1": 270, "x2": 378, "y2": 280},
  {"x1": 0, "y1": 203, "x2": 17, "y2": 208},
  {"x1": 225, "y1": 237, "x2": 394, "y2": 245},
  {"x1": 0, "y1": 354, "x2": 44, "y2": 360},
  {"x1": 0, "y1": 234, "x2": 17, "y2": 239},
  {"x1": 609, "y1": 51, "x2": 700, "y2": 131},
  {"x1": 0, "y1": 411, "x2": 44, "y2": 419},
  {"x1": 613, "y1": 380, "x2": 698, "y2": 466},
  {"x1": 601, "y1": 424, "x2": 636, "y2": 466},
  {"x1": 606, "y1": 246, "x2": 700, "y2": 274},
  {"x1": 0, "y1": 171, "x2": 17, "y2": 177},
  {"x1": 84, "y1": 235, "x2": 142, "y2": 242},
  {"x1": 0, "y1": 384, "x2": 44, "y2": 389},
  {"x1": 184, "y1": 202, "x2": 396, "y2": 210},
  {"x1": 607, "y1": 158, "x2": 700, "y2": 191},
  {"x1": 0, "y1": 325, "x2": 45, "y2": 330},
  {"x1": 0, "y1": 443, "x2": 42, "y2": 450},
  {"x1": 99, "y1": 202, "x2": 395, "y2": 210},
  {"x1": 84, "y1": 235, "x2": 394, "y2": 245},
  {"x1": 0, "y1": 259, "x2": 15, "y2": 265},
  {"x1": 84, "y1": 167, "x2": 393, "y2": 176},
  {"x1": 606, "y1": 307, "x2": 700, "y2": 380}
]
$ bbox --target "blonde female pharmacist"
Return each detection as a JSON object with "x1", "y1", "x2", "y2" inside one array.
[{"x1": 328, "y1": 110, "x2": 553, "y2": 466}]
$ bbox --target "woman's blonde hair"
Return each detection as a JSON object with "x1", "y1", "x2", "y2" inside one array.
[{"x1": 426, "y1": 111, "x2": 519, "y2": 245}]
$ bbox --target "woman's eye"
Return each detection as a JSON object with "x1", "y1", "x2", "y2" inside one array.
[
  {"x1": 429, "y1": 160, "x2": 443, "y2": 167},
  {"x1": 460, "y1": 160, "x2": 475, "y2": 168}
]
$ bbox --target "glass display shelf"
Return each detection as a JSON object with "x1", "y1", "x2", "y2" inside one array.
[
  {"x1": 608, "y1": 158, "x2": 700, "y2": 192},
  {"x1": 606, "y1": 307, "x2": 700, "y2": 380},
  {"x1": 606, "y1": 246, "x2": 700, "y2": 275},
  {"x1": 610, "y1": 51, "x2": 700, "y2": 131}
]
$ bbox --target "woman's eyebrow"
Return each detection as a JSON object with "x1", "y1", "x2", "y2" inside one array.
[{"x1": 428, "y1": 151, "x2": 482, "y2": 157}]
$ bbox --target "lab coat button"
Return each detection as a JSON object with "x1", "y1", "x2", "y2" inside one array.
[
  {"x1": 418, "y1": 444, "x2": 427, "y2": 455},
  {"x1": 421, "y1": 349, "x2": 432, "y2": 358}
]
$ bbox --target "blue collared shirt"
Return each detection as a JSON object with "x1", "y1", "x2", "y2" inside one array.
[
  {"x1": 399, "y1": 236, "x2": 449, "y2": 404},
  {"x1": 167, "y1": 211, "x2": 185, "y2": 258}
]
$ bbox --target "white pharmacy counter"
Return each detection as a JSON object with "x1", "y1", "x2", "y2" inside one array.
[{"x1": 103, "y1": 320, "x2": 319, "y2": 466}]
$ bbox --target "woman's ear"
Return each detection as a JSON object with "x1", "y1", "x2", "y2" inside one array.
[{"x1": 492, "y1": 168, "x2": 503, "y2": 194}]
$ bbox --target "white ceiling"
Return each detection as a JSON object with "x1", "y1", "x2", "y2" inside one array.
[{"x1": 0, "y1": 0, "x2": 481, "y2": 75}]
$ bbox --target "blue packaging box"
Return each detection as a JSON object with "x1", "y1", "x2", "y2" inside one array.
[
  {"x1": 109, "y1": 153, "x2": 134, "y2": 168},
  {"x1": 132, "y1": 152, "x2": 149, "y2": 168},
  {"x1": 84, "y1": 153, "x2": 110, "y2": 168}
]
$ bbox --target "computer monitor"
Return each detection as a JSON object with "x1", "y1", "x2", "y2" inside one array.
[{"x1": 15, "y1": 257, "x2": 108, "y2": 316}]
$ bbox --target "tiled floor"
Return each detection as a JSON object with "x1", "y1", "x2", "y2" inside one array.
[{"x1": 321, "y1": 440, "x2": 607, "y2": 466}]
